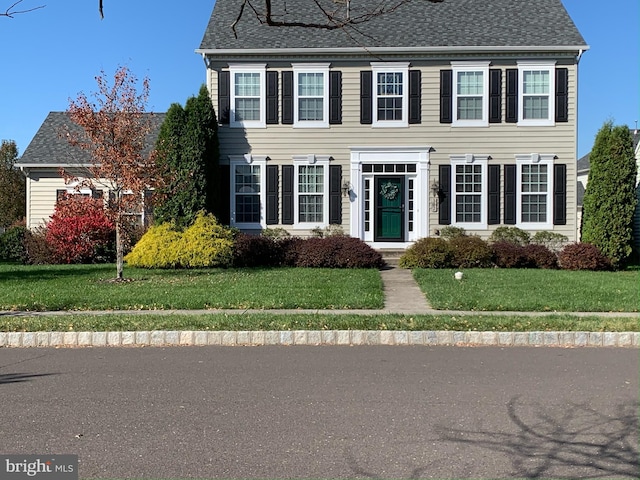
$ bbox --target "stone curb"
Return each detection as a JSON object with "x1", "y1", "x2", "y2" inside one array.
[{"x1": 1, "y1": 330, "x2": 638, "y2": 348}]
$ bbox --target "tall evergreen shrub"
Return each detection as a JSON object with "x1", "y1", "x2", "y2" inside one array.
[{"x1": 581, "y1": 122, "x2": 637, "y2": 268}]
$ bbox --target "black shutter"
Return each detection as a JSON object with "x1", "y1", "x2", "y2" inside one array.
[
  {"x1": 266, "y1": 165, "x2": 279, "y2": 225},
  {"x1": 360, "y1": 71, "x2": 372, "y2": 125},
  {"x1": 438, "y1": 165, "x2": 451, "y2": 225},
  {"x1": 329, "y1": 71, "x2": 342, "y2": 125},
  {"x1": 488, "y1": 165, "x2": 500, "y2": 224},
  {"x1": 489, "y1": 69, "x2": 502, "y2": 123},
  {"x1": 282, "y1": 165, "x2": 294, "y2": 224},
  {"x1": 219, "y1": 164, "x2": 231, "y2": 225},
  {"x1": 504, "y1": 164, "x2": 516, "y2": 224},
  {"x1": 553, "y1": 163, "x2": 567, "y2": 225},
  {"x1": 218, "y1": 71, "x2": 230, "y2": 125},
  {"x1": 282, "y1": 71, "x2": 294, "y2": 125},
  {"x1": 440, "y1": 70, "x2": 453, "y2": 124},
  {"x1": 505, "y1": 69, "x2": 518, "y2": 123},
  {"x1": 266, "y1": 71, "x2": 279, "y2": 125},
  {"x1": 555, "y1": 68, "x2": 569, "y2": 123},
  {"x1": 408, "y1": 69, "x2": 421, "y2": 124},
  {"x1": 329, "y1": 165, "x2": 342, "y2": 224}
]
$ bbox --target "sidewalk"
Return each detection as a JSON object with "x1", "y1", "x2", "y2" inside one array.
[{"x1": 1, "y1": 265, "x2": 638, "y2": 348}]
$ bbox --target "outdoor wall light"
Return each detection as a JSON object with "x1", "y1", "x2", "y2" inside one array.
[{"x1": 342, "y1": 181, "x2": 353, "y2": 197}]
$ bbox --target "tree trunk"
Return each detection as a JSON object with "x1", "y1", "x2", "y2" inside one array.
[{"x1": 115, "y1": 219, "x2": 124, "y2": 280}]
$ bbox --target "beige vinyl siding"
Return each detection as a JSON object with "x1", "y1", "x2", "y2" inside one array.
[
  {"x1": 25, "y1": 170, "x2": 68, "y2": 229},
  {"x1": 210, "y1": 60, "x2": 579, "y2": 241}
]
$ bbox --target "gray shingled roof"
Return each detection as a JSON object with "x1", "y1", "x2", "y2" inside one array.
[
  {"x1": 199, "y1": 0, "x2": 587, "y2": 51},
  {"x1": 17, "y1": 112, "x2": 166, "y2": 166}
]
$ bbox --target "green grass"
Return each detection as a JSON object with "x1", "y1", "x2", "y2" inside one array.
[
  {"x1": 2, "y1": 313, "x2": 638, "y2": 332},
  {"x1": 0, "y1": 264, "x2": 383, "y2": 311},
  {"x1": 413, "y1": 268, "x2": 640, "y2": 312}
]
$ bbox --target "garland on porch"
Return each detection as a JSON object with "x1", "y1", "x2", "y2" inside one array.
[{"x1": 380, "y1": 181, "x2": 399, "y2": 201}]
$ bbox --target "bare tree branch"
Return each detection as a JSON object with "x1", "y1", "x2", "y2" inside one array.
[
  {"x1": 231, "y1": 0, "x2": 444, "y2": 38},
  {"x1": 1, "y1": 0, "x2": 44, "y2": 18}
]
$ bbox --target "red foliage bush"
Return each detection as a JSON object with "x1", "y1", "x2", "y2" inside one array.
[
  {"x1": 45, "y1": 195, "x2": 115, "y2": 264},
  {"x1": 558, "y1": 242, "x2": 612, "y2": 271},
  {"x1": 293, "y1": 236, "x2": 383, "y2": 268},
  {"x1": 232, "y1": 233, "x2": 282, "y2": 267},
  {"x1": 523, "y1": 243, "x2": 558, "y2": 269},
  {"x1": 491, "y1": 241, "x2": 530, "y2": 268}
]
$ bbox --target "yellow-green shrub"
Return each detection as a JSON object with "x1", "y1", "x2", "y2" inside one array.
[
  {"x1": 124, "y1": 222, "x2": 182, "y2": 268},
  {"x1": 125, "y1": 213, "x2": 234, "y2": 268},
  {"x1": 175, "y1": 213, "x2": 234, "y2": 268}
]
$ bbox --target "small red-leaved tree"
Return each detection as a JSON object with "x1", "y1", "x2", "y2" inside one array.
[
  {"x1": 66, "y1": 66, "x2": 158, "y2": 280},
  {"x1": 46, "y1": 194, "x2": 115, "y2": 264}
]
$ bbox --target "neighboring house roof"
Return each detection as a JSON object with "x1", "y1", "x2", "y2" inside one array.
[
  {"x1": 16, "y1": 111, "x2": 165, "y2": 168},
  {"x1": 199, "y1": 0, "x2": 588, "y2": 52},
  {"x1": 577, "y1": 152, "x2": 590, "y2": 177}
]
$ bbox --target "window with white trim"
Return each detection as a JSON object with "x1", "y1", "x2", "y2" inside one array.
[
  {"x1": 293, "y1": 155, "x2": 330, "y2": 227},
  {"x1": 230, "y1": 64, "x2": 266, "y2": 128},
  {"x1": 516, "y1": 154, "x2": 554, "y2": 229},
  {"x1": 450, "y1": 154, "x2": 489, "y2": 229},
  {"x1": 293, "y1": 64, "x2": 329, "y2": 128},
  {"x1": 518, "y1": 62, "x2": 556, "y2": 126},
  {"x1": 372, "y1": 62, "x2": 409, "y2": 127},
  {"x1": 230, "y1": 155, "x2": 267, "y2": 227},
  {"x1": 452, "y1": 62, "x2": 489, "y2": 126}
]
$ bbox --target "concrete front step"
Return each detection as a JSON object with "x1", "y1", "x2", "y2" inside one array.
[{"x1": 377, "y1": 249, "x2": 405, "y2": 267}]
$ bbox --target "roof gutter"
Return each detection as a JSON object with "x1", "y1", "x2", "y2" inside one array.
[
  {"x1": 14, "y1": 163, "x2": 94, "y2": 170},
  {"x1": 196, "y1": 44, "x2": 590, "y2": 57}
]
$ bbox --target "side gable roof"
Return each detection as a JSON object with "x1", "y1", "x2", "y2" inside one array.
[
  {"x1": 16, "y1": 112, "x2": 165, "y2": 167},
  {"x1": 199, "y1": 0, "x2": 587, "y2": 52}
]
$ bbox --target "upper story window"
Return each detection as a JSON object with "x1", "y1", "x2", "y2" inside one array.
[
  {"x1": 516, "y1": 153, "x2": 554, "y2": 229},
  {"x1": 372, "y1": 62, "x2": 409, "y2": 127},
  {"x1": 450, "y1": 154, "x2": 489, "y2": 229},
  {"x1": 293, "y1": 64, "x2": 329, "y2": 128},
  {"x1": 230, "y1": 64, "x2": 266, "y2": 128},
  {"x1": 518, "y1": 62, "x2": 556, "y2": 126},
  {"x1": 452, "y1": 62, "x2": 489, "y2": 127}
]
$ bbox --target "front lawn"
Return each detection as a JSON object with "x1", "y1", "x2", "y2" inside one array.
[
  {"x1": 413, "y1": 268, "x2": 639, "y2": 312},
  {"x1": 0, "y1": 264, "x2": 383, "y2": 311}
]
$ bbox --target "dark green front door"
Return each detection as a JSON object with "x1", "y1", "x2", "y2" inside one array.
[{"x1": 375, "y1": 176, "x2": 404, "y2": 242}]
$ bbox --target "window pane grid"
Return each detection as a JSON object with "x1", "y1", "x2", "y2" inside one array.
[
  {"x1": 376, "y1": 72, "x2": 403, "y2": 121},
  {"x1": 298, "y1": 165, "x2": 324, "y2": 223},
  {"x1": 520, "y1": 164, "x2": 548, "y2": 223},
  {"x1": 456, "y1": 71, "x2": 484, "y2": 120},
  {"x1": 234, "y1": 164, "x2": 261, "y2": 223},
  {"x1": 234, "y1": 72, "x2": 261, "y2": 122},
  {"x1": 454, "y1": 164, "x2": 482, "y2": 223},
  {"x1": 523, "y1": 70, "x2": 550, "y2": 119},
  {"x1": 298, "y1": 72, "x2": 324, "y2": 122}
]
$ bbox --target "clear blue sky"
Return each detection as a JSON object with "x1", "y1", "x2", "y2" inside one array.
[{"x1": 0, "y1": 0, "x2": 638, "y2": 158}]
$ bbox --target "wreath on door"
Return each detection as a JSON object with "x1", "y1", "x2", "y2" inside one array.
[{"x1": 380, "y1": 181, "x2": 399, "y2": 201}]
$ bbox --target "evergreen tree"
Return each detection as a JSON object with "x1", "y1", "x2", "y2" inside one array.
[
  {"x1": 154, "y1": 85, "x2": 220, "y2": 226},
  {"x1": 581, "y1": 122, "x2": 638, "y2": 268},
  {"x1": 0, "y1": 139, "x2": 26, "y2": 228}
]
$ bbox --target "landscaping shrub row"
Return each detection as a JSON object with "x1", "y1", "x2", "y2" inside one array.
[
  {"x1": 125, "y1": 216, "x2": 383, "y2": 269},
  {"x1": 400, "y1": 227, "x2": 612, "y2": 271}
]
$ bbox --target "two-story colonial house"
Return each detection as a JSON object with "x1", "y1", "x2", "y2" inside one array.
[{"x1": 197, "y1": 0, "x2": 588, "y2": 248}]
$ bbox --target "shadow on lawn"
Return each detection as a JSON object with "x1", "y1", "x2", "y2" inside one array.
[
  {"x1": 0, "y1": 264, "x2": 114, "y2": 282},
  {"x1": 435, "y1": 396, "x2": 639, "y2": 478}
]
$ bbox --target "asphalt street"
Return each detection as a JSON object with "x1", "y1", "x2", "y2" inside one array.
[{"x1": 0, "y1": 346, "x2": 638, "y2": 479}]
